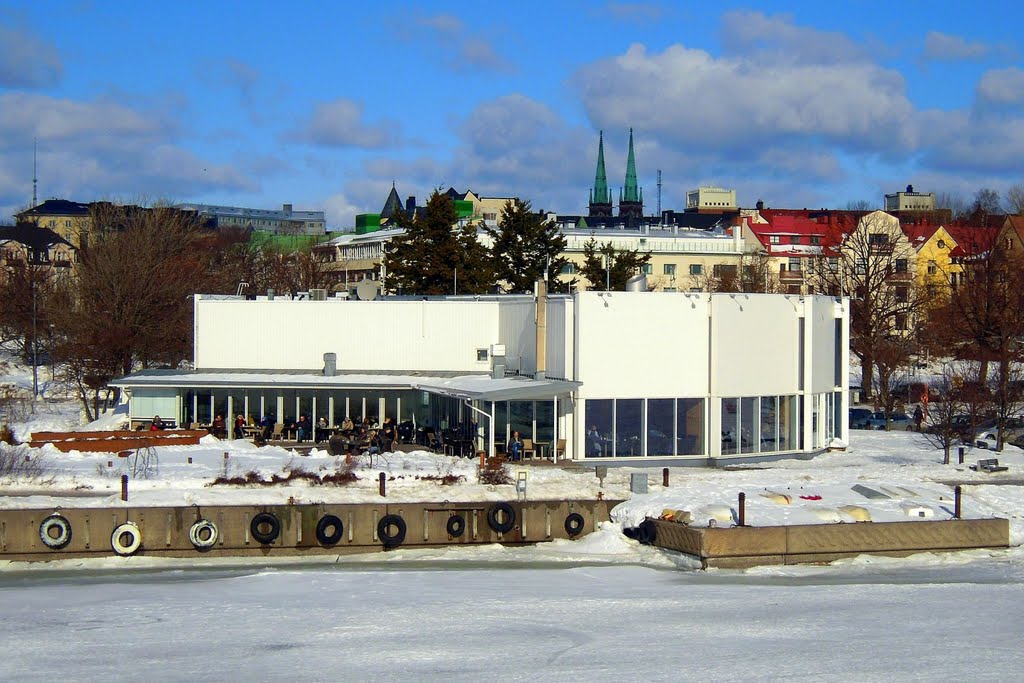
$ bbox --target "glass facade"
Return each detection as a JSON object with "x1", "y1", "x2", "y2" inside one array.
[
  {"x1": 585, "y1": 398, "x2": 707, "y2": 458},
  {"x1": 721, "y1": 395, "x2": 803, "y2": 456}
]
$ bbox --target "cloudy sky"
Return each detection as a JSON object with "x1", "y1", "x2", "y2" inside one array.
[{"x1": 2, "y1": 1, "x2": 1022, "y2": 227}]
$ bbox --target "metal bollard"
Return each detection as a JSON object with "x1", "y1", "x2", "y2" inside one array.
[
  {"x1": 107, "y1": 460, "x2": 113, "y2": 468},
  {"x1": 121, "y1": 474, "x2": 129, "y2": 502},
  {"x1": 954, "y1": 485, "x2": 962, "y2": 519},
  {"x1": 738, "y1": 492, "x2": 746, "y2": 527},
  {"x1": 379, "y1": 471, "x2": 386, "y2": 497},
  {"x1": 224, "y1": 452, "x2": 229, "y2": 461},
  {"x1": 958, "y1": 446, "x2": 965, "y2": 465},
  {"x1": 187, "y1": 456, "x2": 193, "y2": 464},
  {"x1": 24, "y1": 455, "x2": 30, "y2": 463},
  {"x1": 662, "y1": 467, "x2": 669, "y2": 487}
]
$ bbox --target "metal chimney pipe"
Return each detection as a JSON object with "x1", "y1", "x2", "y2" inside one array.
[{"x1": 535, "y1": 278, "x2": 547, "y2": 379}]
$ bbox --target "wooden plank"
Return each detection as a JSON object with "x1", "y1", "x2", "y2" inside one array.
[{"x1": 28, "y1": 435, "x2": 204, "y2": 452}]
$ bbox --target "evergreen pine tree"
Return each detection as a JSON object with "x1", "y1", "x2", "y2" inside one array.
[
  {"x1": 383, "y1": 190, "x2": 494, "y2": 295},
  {"x1": 484, "y1": 199, "x2": 569, "y2": 294}
]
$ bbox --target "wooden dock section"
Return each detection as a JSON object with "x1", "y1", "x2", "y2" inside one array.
[
  {"x1": 0, "y1": 499, "x2": 620, "y2": 562},
  {"x1": 641, "y1": 517, "x2": 1011, "y2": 569}
]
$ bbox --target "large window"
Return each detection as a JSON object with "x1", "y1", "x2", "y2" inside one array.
[
  {"x1": 648, "y1": 399, "x2": 675, "y2": 457},
  {"x1": 615, "y1": 399, "x2": 642, "y2": 457},
  {"x1": 678, "y1": 399, "x2": 704, "y2": 455},
  {"x1": 586, "y1": 400, "x2": 614, "y2": 457},
  {"x1": 721, "y1": 398, "x2": 738, "y2": 455},
  {"x1": 586, "y1": 397, "x2": 706, "y2": 457}
]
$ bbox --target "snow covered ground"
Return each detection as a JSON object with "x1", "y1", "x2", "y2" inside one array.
[{"x1": 4, "y1": 362, "x2": 1024, "y2": 680}]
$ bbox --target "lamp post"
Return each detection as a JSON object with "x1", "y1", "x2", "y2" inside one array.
[{"x1": 604, "y1": 254, "x2": 611, "y2": 292}]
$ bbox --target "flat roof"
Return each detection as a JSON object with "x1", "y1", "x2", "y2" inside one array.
[{"x1": 112, "y1": 369, "x2": 580, "y2": 402}]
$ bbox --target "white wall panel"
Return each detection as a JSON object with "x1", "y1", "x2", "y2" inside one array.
[
  {"x1": 497, "y1": 300, "x2": 536, "y2": 374},
  {"x1": 545, "y1": 298, "x2": 572, "y2": 379},
  {"x1": 711, "y1": 294, "x2": 800, "y2": 396},
  {"x1": 575, "y1": 292, "x2": 709, "y2": 398},
  {"x1": 810, "y1": 297, "x2": 840, "y2": 393},
  {"x1": 195, "y1": 299, "x2": 500, "y2": 372}
]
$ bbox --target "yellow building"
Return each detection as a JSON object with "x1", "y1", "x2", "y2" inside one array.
[
  {"x1": 16, "y1": 199, "x2": 92, "y2": 249},
  {"x1": 901, "y1": 223, "x2": 960, "y2": 297}
]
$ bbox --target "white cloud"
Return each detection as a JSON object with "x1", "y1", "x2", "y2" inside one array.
[
  {"x1": 415, "y1": 13, "x2": 515, "y2": 74},
  {"x1": 286, "y1": 98, "x2": 401, "y2": 149},
  {"x1": 977, "y1": 67, "x2": 1024, "y2": 104},
  {"x1": 601, "y1": 3, "x2": 666, "y2": 24},
  {"x1": 720, "y1": 11, "x2": 867, "y2": 65},
  {"x1": 922, "y1": 31, "x2": 990, "y2": 62},
  {"x1": 574, "y1": 43, "x2": 917, "y2": 155},
  {"x1": 0, "y1": 21, "x2": 62, "y2": 88},
  {"x1": 419, "y1": 14, "x2": 463, "y2": 34},
  {"x1": 0, "y1": 91, "x2": 255, "y2": 211}
]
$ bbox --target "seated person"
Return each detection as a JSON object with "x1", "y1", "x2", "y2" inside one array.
[
  {"x1": 586, "y1": 425, "x2": 603, "y2": 457},
  {"x1": 149, "y1": 415, "x2": 165, "y2": 431},
  {"x1": 233, "y1": 414, "x2": 245, "y2": 439},
  {"x1": 296, "y1": 414, "x2": 312, "y2": 443},
  {"x1": 508, "y1": 430, "x2": 524, "y2": 461},
  {"x1": 212, "y1": 414, "x2": 226, "y2": 438},
  {"x1": 381, "y1": 417, "x2": 397, "y2": 452},
  {"x1": 341, "y1": 416, "x2": 354, "y2": 434},
  {"x1": 315, "y1": 417, "x2": 328, "y2": 443},
  {"x1": 258, "y1": 414, "x2": 273, "y2": 441}
]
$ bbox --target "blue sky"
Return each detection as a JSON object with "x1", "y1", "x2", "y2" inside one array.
[{"x1": 2, "y1": 1, "x2": 1023, "y2": 227}]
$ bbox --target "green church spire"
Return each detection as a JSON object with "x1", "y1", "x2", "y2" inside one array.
[
  {"x1": 623, "y1": 128, "x2": 639, "y2": 203},
  {"x1": 593, "y1": 130, "x2": 610, "y2": 205}
]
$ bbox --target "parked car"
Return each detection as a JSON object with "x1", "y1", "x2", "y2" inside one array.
[
  {"x1": 866, "y1": 411, "x2": 914, "y2": 431},
  {"x1": 849, "y1": 408, "x2": 874, "y2": 429},
  {"x1": 973, "y1": 417, "x2": 1024, "y2": 448}
]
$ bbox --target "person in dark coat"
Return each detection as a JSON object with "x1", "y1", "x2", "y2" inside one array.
[
  {"x1": 296, "y1": 414, "x2": 312, "y2": 443},
  {"x1": 508, "y1": 430, "x2": 524, "y2": 461},
  {"x1": 212, "y1": 414, "x2": 226, "y2": 438}
]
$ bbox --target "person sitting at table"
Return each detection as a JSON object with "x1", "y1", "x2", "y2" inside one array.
[
  {"x1": 587, "y1": 424, "x2": 603, "y2": 457},
  {"x1": 258, "y1": 414, "x2": 273, "y2": 441},
  {"x1": 315, "y1": 417, "x2": 328, "y2": 443},
  {"x1": 233, "y1": 414, "x2": 245, "y2": 439},
  {"x1": 296, "y1": 414, "x2": 312, "y2": 443},
  {"x1": 508, "y1": 430, "x2": 524, "y2": 461},
  {"x1": 381, "y1": 417, "x2": 397, "y2": 452},
  {"x1": 212, "y1": 414, "x2": 226, "y2": 439},
  {"x1": 149, "y1": 415, "x2": 165, "y2": 431},
  {"x1": 341, "y1": 416, "x2": 354, "y2": 434}
]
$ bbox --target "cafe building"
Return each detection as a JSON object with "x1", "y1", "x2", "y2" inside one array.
[{"x1": 112, "y1": 286, "x2": 849, "y2": 465}]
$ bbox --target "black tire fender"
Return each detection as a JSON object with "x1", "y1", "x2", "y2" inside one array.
[
  {"x1": 250, "y1": 512, "x2": 281, "y2": 545},
  {"x1": 487, "y1": 502, "x2": 516, "y2": 534},
  {"x1": 315, "y1": 514, "x2": 344, "y2": 546},
  {"x1": 637, "y1": 519, "x2": 657, "y2": 546},
  {"x1": 446, "y1": 514, "x2": 466, "y2": 538},
  {"x1": 377, "y1": 514, "x2": 406, "y2": 548},
  {"x1": 564, "y1": 512, "x2": 585, "y2": 537},
  {"x1": 39, "y1": 514, "x2": 72, "y2": 550}
]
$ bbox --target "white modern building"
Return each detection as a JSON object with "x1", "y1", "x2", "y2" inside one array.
[
  {"x1": 175, "y1": 203, "x2": 327, "y2": 235},
  {"x1": 113, "y1": 288, "x2": 849, "y2": 465}
]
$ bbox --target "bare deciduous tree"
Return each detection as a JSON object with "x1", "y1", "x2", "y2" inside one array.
[
  {"x1": 50, "y1": 203, "x2": 210, "y2": 418},
  {"x1": 809, "y1": 211, "x2": 930, "y2": 400}
]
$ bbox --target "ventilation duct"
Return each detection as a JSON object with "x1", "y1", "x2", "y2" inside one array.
[{"x1": 625, "y1": 274, "x2": 647, "y2": 292}]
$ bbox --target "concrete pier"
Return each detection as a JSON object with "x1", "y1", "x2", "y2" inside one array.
[{"x1": 1, "y1": 499, "x2": 619, "y2": 562}]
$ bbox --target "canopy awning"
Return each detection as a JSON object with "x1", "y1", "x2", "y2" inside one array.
[{"x1": 112, "y1": 369, "x2": 580, "y2": 401}]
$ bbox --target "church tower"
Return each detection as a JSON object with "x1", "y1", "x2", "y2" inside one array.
[
  {"x1": 588, "y1": 131, "x2": 613, "y2": 218},
  {"x1": 618, "y1": 128, "x2": 643, "y2": 219}
]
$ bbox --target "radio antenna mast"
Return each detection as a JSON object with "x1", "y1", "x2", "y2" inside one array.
[
  {"x1": 32, "y1": 138, "x2": 38, "y2": 208},
  {"x1": 656, "y1": 169, "x2": 662, "y2": 223}
]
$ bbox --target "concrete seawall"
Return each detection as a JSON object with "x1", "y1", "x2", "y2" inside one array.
[{"x1": 1, "y1": 499, "x2": 619, "y2": 562}]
